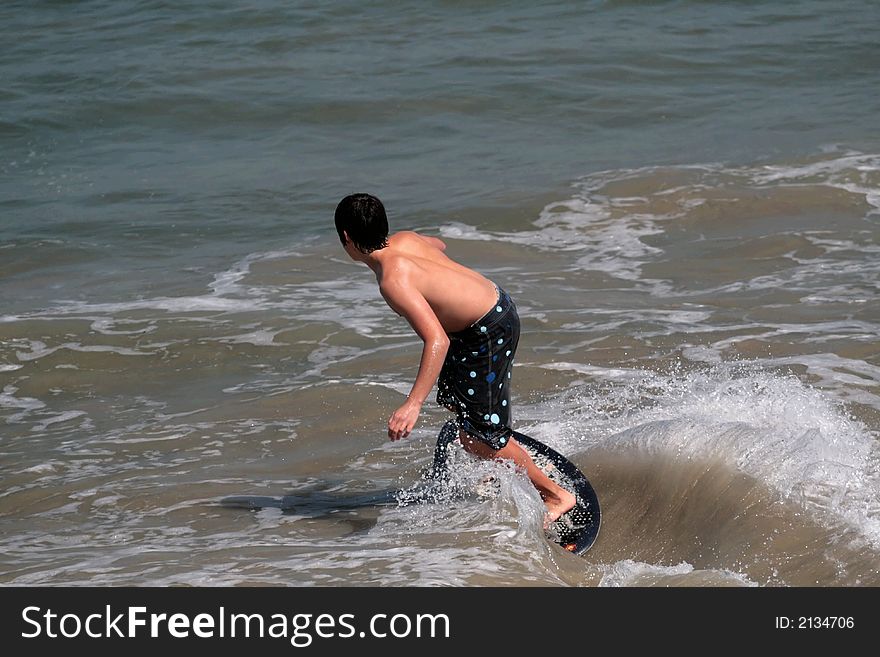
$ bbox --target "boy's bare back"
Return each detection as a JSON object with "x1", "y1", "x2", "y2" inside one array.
[
  {"x1": 370, "y1": 231, "x2": 499, "y2": 333},
  {"x1": 334, "y1": 193, "x2": 577, "y2": 523}
]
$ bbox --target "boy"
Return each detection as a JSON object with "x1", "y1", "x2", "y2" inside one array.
[{"x1": 334, "y1": 193, "x2": 576, "y2": 524}]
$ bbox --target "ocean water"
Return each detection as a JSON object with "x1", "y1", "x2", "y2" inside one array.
[{"x1": 1, "y1": 0, "x2": 878, "y2": 586}]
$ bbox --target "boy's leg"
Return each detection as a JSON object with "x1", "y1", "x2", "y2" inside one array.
[{"x1": 459, "y1": 430, "x2": 576, "y2": 525}]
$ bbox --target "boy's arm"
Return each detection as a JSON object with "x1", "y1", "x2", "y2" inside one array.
[{"x1": 379, "y1": 268, "x2": 450, "y2": 441}]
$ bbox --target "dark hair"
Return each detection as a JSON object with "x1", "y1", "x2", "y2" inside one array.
[{"x1": 334, "y1": 193, "x2": 389, "y2": 254}]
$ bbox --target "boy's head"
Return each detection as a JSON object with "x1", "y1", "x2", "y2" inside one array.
[{"x1": 334, "y1": 193, "x2": 389, "y2": 254}]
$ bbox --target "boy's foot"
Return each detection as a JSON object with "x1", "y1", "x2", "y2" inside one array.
[{"x1": 543, "y1": 488, "x2": 577, "y2": 528}]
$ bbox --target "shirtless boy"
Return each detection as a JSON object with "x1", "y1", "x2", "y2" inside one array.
[{"x1": 334, "y1": 193, "x2": 576, "y2": 524}]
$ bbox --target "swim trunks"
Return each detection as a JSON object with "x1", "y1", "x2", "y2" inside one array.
[{"x1": 436, "y1": 285, "x2": 520, "y2": 450}]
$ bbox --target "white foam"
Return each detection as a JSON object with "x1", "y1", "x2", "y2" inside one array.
[
  {"x1": 538, "y1": 362, "x2": 655, "y2": 381},
  {"x1": 354, "y1": 379, "x2": 413, "y2": 396},
  {"x1": 216, "y1": 329, "x2": 282, "y2": 346},
  {"x1": 679, "y1": 334, "x2": 880, "y2": 410},
  {"x1": 89, "y1": 318, "x2": 157, "y2": 336},
  {"x1": 287, "y1": 278, "x2": 399, "y2": 337},
  {"x1": 55, "y1": 295, "x2": 264, "y2": 315},
  {"x1": 0, "y1": 242, "x2": 403, "y2": 348},
  {"x1": 20, "y1": 462, "x2": 58, "y2": 475},
  {"x1": 438, "y1": 222, "x2": 494, "y2": 241},
  {"x1": 598, "y1": 559, "x2": 757, "y2": 587},
  {"x1": 207, "y1": 246, "x2": 303, "y2": 297},
  {"x1": 439, "y1": 151, "x2": 880, "y2": 298},
  {"x1": 95, "y1": 431, "x2": 191, "y2": 445},
  {"x1": 537, "y1": 364, "x2": 880, "y2": 549},
  {"x1": 746, "y1": 152, "x2": 880, "y2": 217},
  {"x1": 15, "y1": 342, "x2": 150, "y2": 361},
  {"x1": 32, "y1": 410, "x2": 88, "y2": 432},
  {"x1": 1, "y1": 385, "x2": 46, "y2": 422},
  {"x1": 440, "y1": 197, "x2": 667, "y2": 285}
]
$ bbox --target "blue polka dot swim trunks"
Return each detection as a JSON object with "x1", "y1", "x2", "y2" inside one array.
[{"x1": 436, "y1": 285, "x2": 520, "y2": 450}]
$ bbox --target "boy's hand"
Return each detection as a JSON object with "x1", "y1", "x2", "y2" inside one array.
[{"x1": 388, "y1": 399, "x2": 421, "y2": 440}]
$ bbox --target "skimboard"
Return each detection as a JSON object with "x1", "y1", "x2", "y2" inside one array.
[
  {"x1": 430, "y1": 419, "x2": 601, "y2": 555},
  {"x1": 221, "y1": 421, "x2": 600, "y2": 554}
]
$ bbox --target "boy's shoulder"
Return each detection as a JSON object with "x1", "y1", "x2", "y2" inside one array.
[
  {"x1": 388, "y1": 230, "x2": 447, "y2": 251},
  {"x1": 378, "y1": 232, "x2": 448, "y2": 286},
  {"x1": 388, "y1": 230, "x2": 423, "y2": 243}
]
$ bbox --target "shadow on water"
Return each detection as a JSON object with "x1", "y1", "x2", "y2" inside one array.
[
  {"x1": 218, "y1": 422, "x2": 457, "y2": 532},
  {"x1": 219, "y1": 484, "x2": 406, "y2": 537},
  {"x1": 219, "y1": 486, "x2": 405, "y2": 537},
  {"x1": 220, "y1": 489, "x2": 401, "y2": 516}
]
